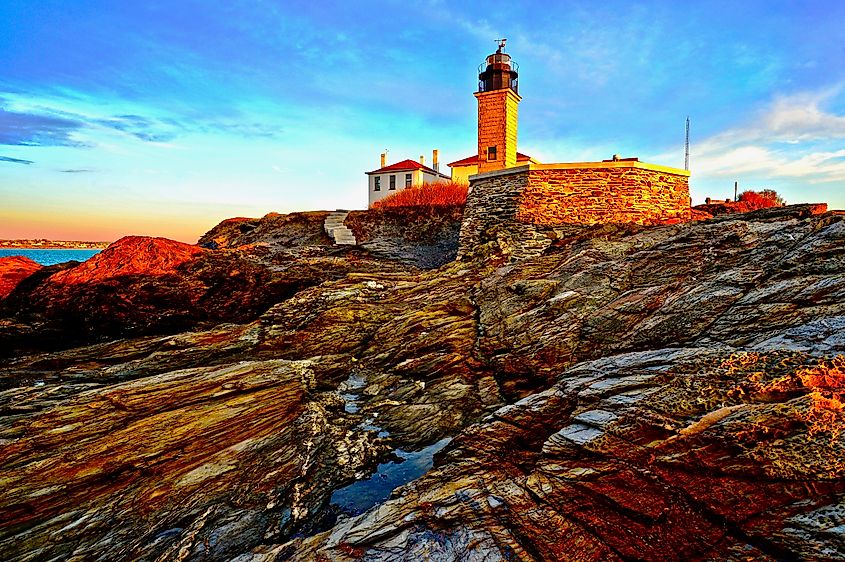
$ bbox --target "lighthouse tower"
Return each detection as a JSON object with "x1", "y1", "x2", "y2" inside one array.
[{"x1": 475, "y1": 39, "x2": 521, "y2": 174}]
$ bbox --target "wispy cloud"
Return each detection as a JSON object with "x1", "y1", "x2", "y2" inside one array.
[
  {"x1": 0, "y1": 155, "x2": 34, "y2": 165},
  {"x1": 694, "y1": 146, "x2": 845, "y2": 183},
  {"x1": 0, "y1": 108, "x2": 85, "y2": 146},
  {"x1": 652, "y1": 86, "x2": 845, "y2": 185},
  {"x1": 1, "y1": 91, "x2": 285, "y2": 151},
  {"x1": 60, "y1": 168, "x2": 94, "y2": 173},
  {"x1": 93, "y1": 114, "x2": 182, "y2": 143},
  {"x1": 698, "y1": 86, "x2": 845, "y2": 149}
]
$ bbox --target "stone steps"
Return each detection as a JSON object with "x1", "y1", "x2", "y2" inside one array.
[{"x1": 324, "y1": 211, "x2": 357, "y2": 246}]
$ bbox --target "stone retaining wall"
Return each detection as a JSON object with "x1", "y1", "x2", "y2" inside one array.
[
  {"x1": 520, "y1": 164, "x2": 690, "y2": 225},
  {"x1": 457, "y1": 166, "x2": 528, "y2": 260},
  {"x1": 458, "y1": 161, "x2": 691, "y2": 260}
]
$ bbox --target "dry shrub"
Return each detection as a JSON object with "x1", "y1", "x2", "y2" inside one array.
[
  {"x1": 738, "y1": 189, "x2": 785, "y2": 210},
  {"x1": 373, "y1": 181, "x2": 468, "y2": 209}
]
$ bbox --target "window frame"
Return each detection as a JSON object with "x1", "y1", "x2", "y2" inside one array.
[
  {"x1": 487, "y1": 146, "x2": 498, "y2": 161},
  {"x1": 373, "y1": 176, "x2": 381, "y2": 191},
  {"x1": 405, "y1": 173, "x2": 412, "y2": 188},
  {"x1": 389, "y1": 175, "x2": 396, "y2": 190}
]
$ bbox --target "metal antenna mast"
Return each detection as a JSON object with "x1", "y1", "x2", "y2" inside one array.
[{"x1": 684, "y1": 116, "x2": 690, "y2": 171}]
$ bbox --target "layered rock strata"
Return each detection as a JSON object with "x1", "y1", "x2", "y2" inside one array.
[{"x1": 0, "y1": 205, "x2": 844, "y2": 561}]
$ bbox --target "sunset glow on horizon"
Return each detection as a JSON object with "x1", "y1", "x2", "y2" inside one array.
[{"x1": 2, "y1": 1, "x2": 845, "y2": 242}]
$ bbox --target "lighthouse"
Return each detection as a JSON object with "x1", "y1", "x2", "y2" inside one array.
[{"x1": 474, "y1": 39, "x2": 521, "y2": 174}]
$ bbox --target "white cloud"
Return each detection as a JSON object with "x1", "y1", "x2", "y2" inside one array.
[
  {"x1": 653, "y1": 86, "x2": 845, "y2": 185},
  {"x1": 697, "y1": 86, "x2": 845, "y2": 151},
  {"x1": 762, "y1": 91, "x2": 845, "y2": 142}
]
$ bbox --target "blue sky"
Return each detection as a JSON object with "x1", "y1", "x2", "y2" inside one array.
[{"x1": 1, "y1": 0, "x2": 844, "y2": 241}]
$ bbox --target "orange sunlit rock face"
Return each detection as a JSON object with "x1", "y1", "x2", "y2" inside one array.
[
  {"x1": 47, "y1": 236, "x2": 205, "y2": 285},
  {"x1": 518, "y1": 166, "x2": 691, "y2": 225},
  {"x1": 0, "y1": 255, "x2": 42, "y2": 298},
  {"x1": 723, "y1": 352, "x2": 845, "y2": 443}
]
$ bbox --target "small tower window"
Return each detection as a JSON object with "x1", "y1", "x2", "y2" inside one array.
[
  {"x1": 487, "y1": 146, "x2": 498, "y2": 161},
  {"x1": 405, "y1": 173, "x2": 412, "y2": 187},
  {"x1": 389, "y1": 175, "x2": 396, "y2": 190},
  {"x1": 374, "y1": 176, "x2": 381, "y2": 191}
]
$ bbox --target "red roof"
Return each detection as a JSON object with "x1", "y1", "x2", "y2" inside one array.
[
  {"x1": 366, "y1": 159, "x2": 449, "y2": 177},
  {"x1": 447, "y1": 152, "x2": 535, "y2": 167}
]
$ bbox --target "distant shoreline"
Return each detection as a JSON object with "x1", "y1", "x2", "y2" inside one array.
[{"x1": 0, "y1": 242, "x2": 110, "y2": 250}]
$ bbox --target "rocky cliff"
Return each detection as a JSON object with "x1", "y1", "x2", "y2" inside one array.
[
  {"x1": 1, "y1": 204, "x2": 844, "y2": 561},
  {"x1": 0, "y1": 231, "x2": 413, "y2": 356},
  {"x1": 0, "y1": 256, "x2": 41, "y2": 298},
  {"x1": 199, "y1": 206, "x2": 464, "y2": 268}
]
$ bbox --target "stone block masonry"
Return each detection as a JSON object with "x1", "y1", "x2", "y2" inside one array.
[
  {"x1": 520, "y1": 163, "x2": 691, "y2": 226},
  {"x1": 458, "y1": 161, "x2": 691, "y2": 260}
]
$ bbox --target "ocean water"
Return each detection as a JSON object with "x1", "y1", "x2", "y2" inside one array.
[{"x1": 0, "y1": 248, "x2": 101, "y2": 266}]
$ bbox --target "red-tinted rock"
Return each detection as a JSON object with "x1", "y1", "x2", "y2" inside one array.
[
  {"x1": 0, "y1": 256, "x2": 41, "y2": 298},
  {"x1": 0, "y1": 234, "x2": 415, "y2": 355},
  {"x1": 47, "y1": 236, "x2": 204, "y2": 284},
  {"x1": 0, "y1": 237, "x2": 272, "y2": 353}
]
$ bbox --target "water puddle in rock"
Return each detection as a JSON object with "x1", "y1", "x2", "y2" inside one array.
[
  {"x1": 339, "y1": 373, "x2": 366, "y2": 414},
  {"x1": 332, "y1": 374, "x2": 449, "y2": 515},
  {"x1": 299, "y1": 376, "x2": 454, "y2": 536},
  {"x1": 329, "y1": 437, "x2": 452, "y2": 516},
  {"x1": 339, "y1": 373, "x2": 390, "y2": 437}
]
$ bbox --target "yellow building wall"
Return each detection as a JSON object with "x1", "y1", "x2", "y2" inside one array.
[{"x1": 450, "y1": 164, "x2": 477, "y2": 184}]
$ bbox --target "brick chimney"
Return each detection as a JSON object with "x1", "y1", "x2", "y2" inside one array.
[
  {"x1": 419, "y1": 154, "x2": 425, "y2": 166},
  {"x1": 380, "y1": 153, "x2": 386, "y2": 167},
  {"x1": 433, "y1": 149, "x2": 439, "y2": 172}
]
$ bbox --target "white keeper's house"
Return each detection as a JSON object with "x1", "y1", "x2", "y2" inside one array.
[{"x1": 365, "y1": 150, "x2": 450, "y2": 208}]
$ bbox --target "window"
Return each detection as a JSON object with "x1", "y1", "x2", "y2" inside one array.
[
  {"x1": 405, "y1": 173, "x2": 412, "y2": 188},
  {"x1": 374, "y1": 176, "x2": 381, "y2": 191},
  {"x1": 389, "y1": 175, "x2": 396, "y2": 190},
  {"x1": 487, "y1": 146, "x2": 498, "y2": 161}
]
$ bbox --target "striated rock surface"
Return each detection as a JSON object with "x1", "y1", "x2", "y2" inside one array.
[
  {"x1": 0, "y1": 256, "x2": 41, "y2": 298},
  {"x1": 198, "y1": 212, "x2": 333, "y2": 250},
  {"x1": 0, "y1": 235, "x2": 410, "y2": 356},
  {"x1": 0, "y1": 359, "x2": 388, "y2": 561},
  {"x1": 1, "y1": 204, "x2": 845, "y2": 561},
  {"x1": 199, "y1": 207, "x2": 464, "y2": 269},
  {"x1": 275, "y1": 348, "x2": 845, "y2": 561}
]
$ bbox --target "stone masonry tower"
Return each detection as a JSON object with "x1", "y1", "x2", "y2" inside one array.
[{"x1": 475, "y1": 40, "x2": 521, "y2": 174}]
